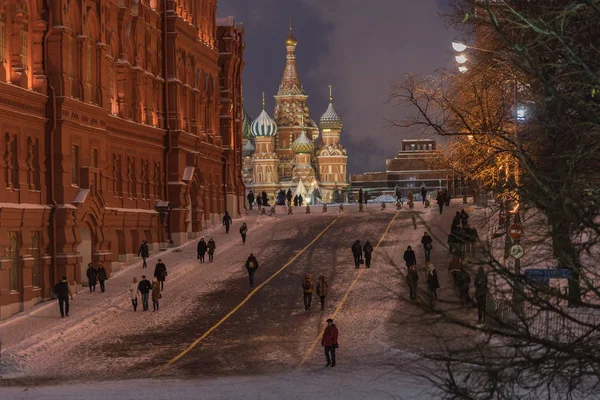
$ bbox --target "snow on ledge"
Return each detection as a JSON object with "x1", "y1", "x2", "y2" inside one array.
[{"x1": 0, "y1": 202, "x2": 52, "y2": 210}]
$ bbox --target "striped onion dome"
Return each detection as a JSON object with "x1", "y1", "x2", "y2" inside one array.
[
  {"x1": 242, "y1": 106, "x2": 253, "y2": 139},
  {"x1": 292, "y1": 130, "x2": 314, "y2": 154},
  {"x1": 251, "y1": 109, "x2": 278, "y2": 137},
  {"x1": 319, "y1": 102, "x2": 343, "y2": 131},
  {"x1": 242, "y1": 139, "x2": 255, "y2": 156}
]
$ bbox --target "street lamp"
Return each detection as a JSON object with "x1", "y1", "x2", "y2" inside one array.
[
  {"x1": 455, "y1": 54, "x2": 468, "y2": 64},
  {"x1": 452, "y1": 41, "x2": 468, "y2": 52},
  {"x1": 458, "y1": 66, "x2": 468, "y2": 73}
]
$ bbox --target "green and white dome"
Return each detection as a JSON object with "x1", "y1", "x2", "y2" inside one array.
[{"x1": 319, "y1": 102, "x2": 343, "y2": 131}]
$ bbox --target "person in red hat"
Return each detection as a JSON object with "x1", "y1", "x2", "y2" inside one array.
[{"x1": 321, "y1": 318, "x2": 339, "y2": 367}]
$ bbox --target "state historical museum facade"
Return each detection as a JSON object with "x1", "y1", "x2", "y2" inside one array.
[{"x1": 0, "y1": 0, "x2": 245, "y2": 320}]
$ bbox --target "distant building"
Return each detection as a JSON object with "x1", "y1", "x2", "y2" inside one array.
[{"x1": 350, "y1": 139, "x2": 466, "y2": 199}]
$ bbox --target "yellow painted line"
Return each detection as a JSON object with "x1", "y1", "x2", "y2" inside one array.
[
  {"x1": 163, "y1": 216, "x2": 341, "y2": 369},
  {"x1": 297, "y1": 211, "x2": 400, "y2": 368}
]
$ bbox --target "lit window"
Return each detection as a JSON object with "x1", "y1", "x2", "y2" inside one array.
[{"x1": 20, "y1": 22, "x2": 28, "y2": 69}]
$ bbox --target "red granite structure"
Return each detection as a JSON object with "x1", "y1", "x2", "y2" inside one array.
[{"x1": 0, "y1": 0, "x2": 245, "y2": 320}]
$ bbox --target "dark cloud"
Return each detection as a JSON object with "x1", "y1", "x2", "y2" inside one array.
[{"x1": 219, "y1": 0, "x2": 455, "y2": 173}]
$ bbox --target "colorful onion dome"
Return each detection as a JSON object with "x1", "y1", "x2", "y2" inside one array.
[
  {"x1": 242, "y1": 106, "x2": 253, "y2": 139},
  {"x1": 242, "y1": 139, "x2": 255, "y2": 156},
  {"x1": 251, "y1": 109, "x2": 278, "y2": 137},
  {"x1": 319, "y1": 102, "x2": 343, "y2": 131},
  {"x1": 292, "y1": 130, "x2": 314, "y2": 154}
]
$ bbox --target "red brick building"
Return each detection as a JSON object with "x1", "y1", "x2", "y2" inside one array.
[{"x1": 0, "y1": 0, "x2": 245, "y2": 320}]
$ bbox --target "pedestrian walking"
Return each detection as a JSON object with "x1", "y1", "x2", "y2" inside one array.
[
  {"x1": 316, "y1": 275, "x2": 329, "y2": 311},
  {"x1": 239, "y1": 222, "x2": 248, "y2": 244},
  {"x1": 445, "y1": 190, "x2": 451, "y2": 207},
  {"x1": 457, "y1": 267, "x2": 471, "y2": 306},
  {"x1": 130, "y1": 277, "x2": 139, "y2": 311},
  {"x1": 247, "y1": 190, "x2": 255, "y2": 210},
  {"x1": 302, "y1": 274, "x2": 314, "y2": 311},
  {"x1": 363, "y1": 240, "x2": 374, "y2": 268},
  {"x1": 322, "y1": 318, "x2": 339, "y2": 367},
  {"x1": 286, "y1": 189, "x2": 293, "y2": 206},
  {"x1": 151, "y1": 278, "x2": 161, "y2": 311},
  {"x1": 223, "y1": 211, "x2": 233, "y2": 234},
  {"x1": 257, "y1": 195, "x2": 263, "y2": 208},
  {"x1": 86, "y1": 263, "x2": 97, "y2": 292},
  {"x1": 403, "y1": 246, "x2": 417, "y2": 272},
  {"x1": 298, "y1": 194, "x2": 303, "y2": 206},
  {"x1": 351, "y1": 240, "x2": 362, "y2": 269},
  {"x1": 421, "y1": 185, "x2": 427, "y2": 205},
  {"x1": 245, "y1": 253, "x2": 259, "y2": 288},
  {"x1": 395, "y1": 185, "x2": 401, "y2": 203},
  {"x1": 97, "y1": 264, "x2": 108, "y2": 292},
  {"x1": 138, "y1": 275, "x2": 152, "y2": 311},
  {"x1": 421, "y1": 232, "x2": 433, "y2": 262},
  {"x1": 154, "y1": 259, "x2": 167, "y2": 291},
  {"x1": 407, "y1": 265, "x2": 419, "y2": 300},
  {"x1": 207, "y1": 238, "x2": 216, "y2": 262},
  {"x1": 358, "y1": 188, "x2": 363, "y2": 205},
  {"x1": 54, "y1": 276, "x2": 73, "y2": 318},
  {"x1": 460, "y1": 209, "x2": 469, "y2": 229},
  {"x1": 436, "y1": 191, "x2": 445, "y2": 215},
  {"x1": 138, "y1": 240, "x2": 150, "y2": 268},
  {"x1": 197, "y1": 238, "x2": 207, "y2": 263},
  {"x1": 364, "y1": 191, "x2": 370, "y2": 204},
  {"x1": 293, "y1": 195, "x2": 299, "y2": 207},
  {"x1": 426, "y1": 263, "x2": 440, "y2": 305},
  {"x1": 262, "y1": 191, "x2": 268, "y2": 206},
  {"x1": 451, "y1": 211, "x2": 462, "y2": 232},
  {"x1": 474, "y1": 266, "x2": 488, "y2": 323}
]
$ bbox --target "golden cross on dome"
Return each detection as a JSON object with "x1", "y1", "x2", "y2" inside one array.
[
  {"x1": 261, "y1": 92, "x2": 265, "y2": 110},
  {"x1": 329, "y1": 85, "x2": 333, "y2": 102},
  {"x1": 289, "y1": 18, "x2": 292, "y2": 33}
]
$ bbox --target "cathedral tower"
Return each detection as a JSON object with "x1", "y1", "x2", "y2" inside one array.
[
  {"x1": 251, "y1": 94, "x2": 279, "y2": 194},
  {"x1": 316, "y1": 86, "x2": 348, "y2": 198}
]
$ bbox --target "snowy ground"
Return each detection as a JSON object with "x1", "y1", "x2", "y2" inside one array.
[{"x1": 0, "y1": 201, "x2": 475, "y2": 399}]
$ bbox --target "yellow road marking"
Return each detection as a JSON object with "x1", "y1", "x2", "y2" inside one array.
[
  {"x1": 163, "y1": 216, "x2": 341, "y2": 369},
  {"x1": 297, "y1": 211, "x2": 400, "y2": 368}
]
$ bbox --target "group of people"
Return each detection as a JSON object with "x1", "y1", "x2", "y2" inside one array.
[
  {"x1": 197, "y1": 238, "x2": 217, "y2": 262},
  {"x1": 129, "y1": 263, "x2": 166, "y2": 312},
  {"x1": 448, "y1": 209, "x2": 479, "y2": 256},
  {"x1": 357, "y1": 188, "x2": 371, "y2": 204},
  {"x1": 301, "y1": 274, "x2": 330, "y2": 311},
  {"x1": 351, "y1": 240, "x2": 374, "y2": 268},
  {"x1": 436, "y1": 189, "x2": 452, "y2": 214},
  {"x1": 85, "y1": 263, "x2": 109, "y2": 293},
  {"x1": 246, "y1": 190, "x2": 270, "y2": 209}
]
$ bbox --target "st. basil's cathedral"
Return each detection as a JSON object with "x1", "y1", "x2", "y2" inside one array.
[{"x1": 241, "y1": 27, "x2": 349, "y2": 203}]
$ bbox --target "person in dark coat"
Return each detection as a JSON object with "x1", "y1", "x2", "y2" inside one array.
[
  {"x1": 395, "y1": 185, "x2": 401, "y2": 202},
  {"x1": 316, "y1": 275, "x2": 329, "y2": 311},
  {"x1": 358, "y1": 188, "x2": 364, "y2": 205},
  {"x1": 363, "y1": 241, "x2": 374, "y2": 268},
  {"x1": 197, "y1": 238, "x2": 207, "y2": 263},
  {"x1": 421, "y1": 232, "x2": 433, "y2": 262},
  {"x1": 54, "y1": 276, "x2": 73, "y2": 318},
  {"x1": 445, "y1": 190, "x2": 451, "y2": 207},
  {"x1": 403, "y1": 246, "x2": 417, "y2": 271},
  {"x1": 97, "y1": 264, "x2": 108, "y2": 292},
  {"x1": 257, "y1": 195, "x2": 263, "y2": 208},
  {"x1": 247, "y1": 190, "x2": 255, "y2": 210},
  {"x1": 207, "y1": 238, "x2": 216, "y2": 262},
  {"x1": 261, "y1": 191, "x2": 268, "y2": 206},
  {"x1": 293, "y1": 195, "x2": 299, "y2": 207},
  {"x1": 351, "y1": 240, "x2": 362, "y2": 269},
  {"x1": 451, "y1": 212, "x2": 462, "y2": 232},
  {"x1": 298, "y1": 194, "x2": 303, "y2": 206},
  {"x1": 426, "y1": 263, "x2": 440, "y2": 305},
  {"x1": 137, "y1": 275, "x2": 152, "y2": 311},
  {"x1": 286, "y1": 189, "x2": 293, "y2": 206},
  {"x1": 457, "y1": 267, "x2": 471, "y2": 306},
  {"x1": 321, "y1": 318, "x2": 339, "y2": 367},
  {"x1": 421, "y1": 185, "x2": 427, "y2": 205},
  {"x1": 138, "y1": 240, "x2": 150, "y2": 268},
  {"x1": 151, "y1": 278, "x2": 161, "y2": 311},
  {"x1": 460, "y1": 209, "x2": 469, "y2": 228},
  {"x1": 245, "y1": 254, "x2": 259, "y2": 288},
  {"x1": 223, "y1": 211, "x2": 233, "y2": 234},
  {"x1": 239, "y1": 222, "x2": 248, "y2": 244},
  {"x1": 364, "y1": 191, "x2": 370, "y2": 204},
  {"x1": 407, "y1": 265, "x2": 419, "y2": 300},
  {"x1": 154, "y1": 259, "x2": 167, "y2": 291},
  {"x1": 436, "y1": 191, "x2": 445, "y2": 215},
  {"x1": 86, "y1": 263, "x2": 97, "y2": 292},
  {"x1": 474, "y1": 266, "x2": 488, "y2": 323},
  {"x1": 302, "y1": 274, "x2": 314, "y2": 311}
]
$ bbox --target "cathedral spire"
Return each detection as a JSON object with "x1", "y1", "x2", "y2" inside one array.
[
  {"x1": 278, "y1": 23, "x2": 305, "y2": 96},
  {"x1": 329, "y1": 84, "x2": 333, "y2": 103}
]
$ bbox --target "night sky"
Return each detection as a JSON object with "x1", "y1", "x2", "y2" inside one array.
[{"x1": 218, "y1": 0, "x2": 455, "y2": 174}]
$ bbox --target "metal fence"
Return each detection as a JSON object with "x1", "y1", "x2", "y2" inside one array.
[{"x1": 493, "y1": 299, "x2": 600, "y2": 343}]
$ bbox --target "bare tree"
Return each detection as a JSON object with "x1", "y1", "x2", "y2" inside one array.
[{"x1": 387, "y1": 1, "x2": 600, "y2": 398}]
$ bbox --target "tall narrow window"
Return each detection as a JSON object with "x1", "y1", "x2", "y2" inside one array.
[
  {"x1": 0, "y1": 13, "x2": 6, "y2": 63},
  {"x1": 8, "y1": 231, "x2": 18, "y2": 291},
  {"x1": 71, "y1": 145, "x2": 79, "y2": 185},
  {"x1": 87, "y1": 46, "x2": 92, "y2": 84},
  {"x1": 31, "y1": 231, "x2": 40, "y2": 288},
  {"x1": 20, "y1": 22, "x2": 28, "y2": 69},
  {"x1": 109, "y1": 65, "x2": 115, "y2": 114},
  {"x1": 91, "y1": 148, "x2": 98, "y2": 168}
]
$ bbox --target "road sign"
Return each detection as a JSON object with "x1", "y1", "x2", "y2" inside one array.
[
  {"x1": 510, "y1": 244, "x2": 524, "y2": 259},
  {"x1": 524, "y1": 268, "x2": 572, "y2": 282},
  {"x1": 508, "y1": 223, "x2": 523, "y2": 239}
]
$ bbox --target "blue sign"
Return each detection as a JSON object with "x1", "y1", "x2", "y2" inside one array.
[{"x1": 524, "y1": 269, "x2": 572, "y2": 280}]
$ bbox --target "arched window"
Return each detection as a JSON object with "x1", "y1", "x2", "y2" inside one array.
[
  {"x1": 0, "y1": 10, "x2": 6, "y2": 65},
  {"x1": 19, "y1": 5, "x2": 28, "y2": 70}
]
